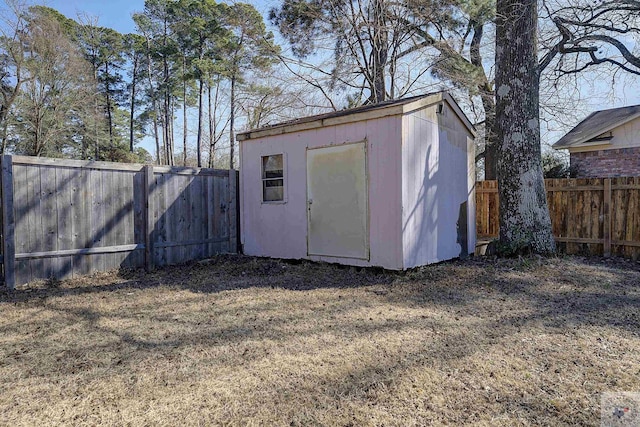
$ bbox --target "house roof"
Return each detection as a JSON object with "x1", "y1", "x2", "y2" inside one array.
[
  {"x1": 552, "y1": 104, "x2": 640, "y2": 149},
  {"x1": 236, "y1": 91, "x2": 476, "y2": 141}
]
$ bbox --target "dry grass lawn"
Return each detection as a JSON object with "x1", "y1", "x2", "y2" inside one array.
[{"x1": 1, "y1": 255, "x2": 639, "y2": 426}]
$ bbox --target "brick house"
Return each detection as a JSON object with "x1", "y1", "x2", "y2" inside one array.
[{"x1": 552, "y1": 105, "x2": 640, "y2": 177}]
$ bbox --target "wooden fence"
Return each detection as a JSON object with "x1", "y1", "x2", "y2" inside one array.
[
  {"x1": 2, "y1": 155, "x2": 238, "y2": 289},
  {"x1": 476, "y1": 178, "x2": 640, "y2": 259}
]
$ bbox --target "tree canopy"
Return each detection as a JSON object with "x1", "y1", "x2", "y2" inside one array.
[{"x1": 0, "y1": 0, "x2": 637, "y2": 249}]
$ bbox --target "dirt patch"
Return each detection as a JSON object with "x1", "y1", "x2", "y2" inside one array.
[{"x1": 1, "y1": 255, "x2": 639, "y2": 426}]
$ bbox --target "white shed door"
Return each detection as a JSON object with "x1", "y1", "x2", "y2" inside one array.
[{"x1": 307, "y1": 143, "x2": 368, "y2": 259}]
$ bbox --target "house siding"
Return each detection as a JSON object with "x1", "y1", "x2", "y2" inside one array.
[{"x1": 571, "y1": 147, "x2": 640, "y2": 177}]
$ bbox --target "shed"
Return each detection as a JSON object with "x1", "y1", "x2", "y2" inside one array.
[
  {"x1": 552, "y1": 104, "x2": 640, "y2": 177},
  {"x1": 237, "y1": 91, "x2": 476, "y2": 270}
]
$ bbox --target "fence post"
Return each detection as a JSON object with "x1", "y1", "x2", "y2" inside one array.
[
  {"x1": 144, "y1": 165, "x2": 154, "y2": 271},
  {"x1": 2, "y1": 155, "x2": 15, "y2": 289},
  {"x1": 228, "y1": 169, "x2": 238, "y2": 253},
  {"x1": 603, "y1": 178, "x2": 612, "y2": 257}
]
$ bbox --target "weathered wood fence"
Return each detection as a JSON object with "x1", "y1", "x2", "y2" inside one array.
[
  {"x1": 1, "y1": 155, "x2": 238, "y2": 289},
  {"x1": 476, "y1": 178, "x2": 640, "y2": 259}
]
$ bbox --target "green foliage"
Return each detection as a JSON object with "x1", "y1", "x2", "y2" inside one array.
[
  {"x1": 171, "y1": 0, "x2": 226, "y2": 76},
  {"x1": 99, "y1": 142, "x2": 152, "y2": 163},
  {"x1": 221, "y1": 2, "x2": 280, "y2": 82},
  {"x1": 8, "y1": 7, "x2": 98, "y2": 158},
  {"x1": 1, "y1": 0, "x2": 281, "y2": 165},
  {"x1": 493, "y1": 236, "x2": 534, "y2": 257},
  {"x1": 459, "y1": 0, "x2": 496, "y2": 25},
  {"x1": 27, "y1": 6, "x2": 80, "y2": 36},
  {"x1": 431, "y1": 55, "x2": 486, "y2": 96},
  {"x1": 268, "y1": 0, "x2": 322, "y2": 58},
  {"x1": 541, "y1": 150, "x2": 574, "y2": 178}
]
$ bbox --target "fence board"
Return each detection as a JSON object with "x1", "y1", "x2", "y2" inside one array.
[
  {"x1": 477, "y1": 178, "x2": 640, "y2": 259},
  {"x1": 55, "y1": 167, "x2": 73, "y2": 280},
  {"x1": 155, "y1": 172, "x2": 167, "y2": 266},
  {"x1": 145, "y1": 170, "x2": 231, "y2": 268},
  {"x1": 143, "y1": 166, "x2": 153, "y2": 271},
  {"x1": 229, "y1": 170, "x2": 238, "y2": 253},
  {"x1": 75, "y1": 167, "x2": 92, "y2": 276},
  {"x1": 89, "y1": 168, "x2": 105, "y2": 273},
  {"x1": 2, "y1": 156, "x2": 15, "y2": 289},
  {"x1": 14, "y1": 162, "x2": 30, "y2": 283},
  {"x1": 1, "y1": 156, "x2": 237, "y2": 287},
  {"x1": 28, "y1": 165, "x2": 43, "y2": 281}
]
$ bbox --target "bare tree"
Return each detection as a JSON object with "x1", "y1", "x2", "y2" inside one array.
[
  {"x1": 540, "y1": 0, "x2": 640, "y2": 77},
  {"x1": 0, "y1": 0, "x2": 30, "y2": 154},
  {"x1": 237, "y1": 69, "x2": 328, "y2": 129},
  {"x1": 270, "y1": 0, "x2": 457, "y2": 104}
]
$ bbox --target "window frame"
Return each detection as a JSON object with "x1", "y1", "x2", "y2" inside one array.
[{"x1": 261, "y1": 153, "x2": 287, "y2": 204}]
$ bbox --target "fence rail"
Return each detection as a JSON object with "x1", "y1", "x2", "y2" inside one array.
[
  {"x1": 1, "y1": 155, "x2": 238, "y2": 289},
  {"x1": 476, "y1": 177, "x2": 640, "y2": 259}
]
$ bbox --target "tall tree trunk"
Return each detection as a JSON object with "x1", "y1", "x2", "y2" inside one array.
[
  {"x1": 196, "y1": 78, "x2": 204, "y2": 167},
  {"x1": 162, "y1": 15, "x2": 172, "y2": 166},
  {"x1": 129, "y1": 55, "x2": 138, "y2": 153},
  {"x1": 0, "y1": 120, "x2": 8, "y2": 155},
  {"x1": 144, "y1": 38, "x2": 161, "y2": 164},
  {"x1": 161, "y1": 18, "x2": 173, "y2": 166},
  {"x1": 229, "y1": 75, "x2": 236, "y2": 170},
  {"x1": 169, "y1": 97, "x2": 175, "y2": 166},
  {"x1": 92, "y1": 62, "x2": 100, "y2": 160},
  {"x1": 480, "y1": 97, "x2": 497, "y2": 180},
  {"x1": 162, "y1": 102, "x2": 169, "y2": 165},
  {"x1": 370, "y1": 0, "x2": 388, "y2": 103},
  {"x1": 153, "y1": 115, "x2": 161, "y2": 165},
  {"x1": 151, "y1": 95, "x2": 161, "y2": 165},
  {"x1": 468, "y1": 20, "x2": 498, "y2": 180},
  {"x1": 208, "y1": 79, "x2": 221, "y2": 168},
  {"x1": 163, "y1": 96, "x2": 170, "y2": 165},
  {"x1": 33, "y1": 106, "x2": 40, "y2": 156},
  {"x1": 105, "y1": 62, "x2": 114, "y2": 148},
  {"x1": 495, "y1": 0, "x2": 555, "y2": 254},
  {"x1": 163, "y1": 79, "x2": 172, "y2": 166},
  {"x1": 94, "y1": 102, "x2": 100, "y2": 159},
  {"x1": 182, "y1": 55, "x2": 188, "y2": 166},
  {"x1": 208, "y1": 82, "x2": 214, "y2": 167}
]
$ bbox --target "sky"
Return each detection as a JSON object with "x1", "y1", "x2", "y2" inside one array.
[
  {"x1": 40, "y1": 0, "x2": 280, "y2": 33},
  {"x1": 42, "y1": 0, "x2": 142, "y2": 33},
  {"x1": 5, "y1": 0, "x2": 640, "y2": 154}
]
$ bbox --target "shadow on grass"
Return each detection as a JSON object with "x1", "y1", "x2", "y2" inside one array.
[
  {"x1": 0, "y1": 254, "x2": 396, "y2": 304},
  {"x1": 1, "y1": 254, "x2": 639, "y2": 425}
]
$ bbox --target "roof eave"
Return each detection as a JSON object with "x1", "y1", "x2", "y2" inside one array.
[
  {"x1": 552, "y1": 110, "x2": 640, "y2": 149},
  {"x1": 236, "y1": 103, "x2": 407, "y2": 141},
  {"x1": 400, "y1": 92, "x2": 477, "y2": 137},
  {"x1": 238, "y1": 92, "x2": 477, "y2": 142}
]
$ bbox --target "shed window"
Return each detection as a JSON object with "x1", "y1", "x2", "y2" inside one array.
[{"x1": 262, "y1": 154, "x2": 284, "y2": 202}]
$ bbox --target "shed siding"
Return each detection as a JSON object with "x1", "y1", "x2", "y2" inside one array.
[
  {"x1": 240, "y1": 115, "x2": 403, "y2": 269},
  {"x1": 401, "y1": 103, "x2": 475, "y2": 268}
]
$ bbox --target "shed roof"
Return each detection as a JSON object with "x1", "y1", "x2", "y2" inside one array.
[
  {"x1": 552, "y1": 104, "x2": 640, "y2": 149},
  {"x1": 237, "y1": 91, "x2": 476, "y2": 141}
]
